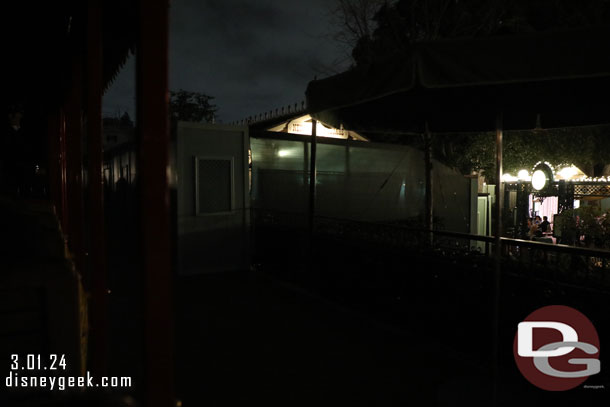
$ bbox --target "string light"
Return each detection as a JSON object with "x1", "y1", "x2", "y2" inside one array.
[{"x1": 513, "y1": 162, "x2": 609, "y2": 184}]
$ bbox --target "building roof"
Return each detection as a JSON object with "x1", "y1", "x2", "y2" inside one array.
[
  {"x1": 3, "y1": 1, "x2": 136, "y2": 109},
  {"x1": 306, "y1": 26, "x2": 610, "y2": 133}
]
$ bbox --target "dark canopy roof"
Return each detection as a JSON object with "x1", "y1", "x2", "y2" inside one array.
[
  {"x1": 306, "y1": 27, "x2": 610, "y2": 133},
  {"x1": 3, "y1": 1, "x2": 135, "y2": 110}
]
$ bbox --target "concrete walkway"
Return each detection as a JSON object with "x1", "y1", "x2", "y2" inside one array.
[{"x1": 174, "y1": 271, "x2": 489, "y2": 407}]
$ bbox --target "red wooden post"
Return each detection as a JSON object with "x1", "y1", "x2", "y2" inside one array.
[
  {"x1": 87, "y1": 0, "x2": 108, "y2": 376},
  {"x1": 47, "y1": 107, "x2": 69, "y2": 235},
  {"x1": 60, "y1": 108, "x2": 68, "y2": 234},
  {"x1": 65, "y1": 55, "x2": 85, "y2": 272},
  {"x1": 136, "y1": 1, "x2": 175, "y2": 406},
  {"x1": 47, "y1": 108, "x2": 63, "y2": 221}
]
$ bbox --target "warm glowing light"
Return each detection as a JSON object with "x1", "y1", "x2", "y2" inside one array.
[
  {"x1": 287, "y1": 118, "x2": 347, "y2": 138},
  {"x1": 267, "y1": 114, "x2": 366, "y2": 140},
  {"x1": 531, "y1": 170, "x2": 547, "y2": 190},
  {"x1": 502, "y1": 173, "x2": 518, "y2": 182},
  {"x1": 517, "y1": 170, "x2": 530, "y2": 181},
  {"x1": 277, "y1": 149, "x2": 291, "y2": 157},
  {"x1": 556, "y1": 165, "x2": 584, "y2": 180}
]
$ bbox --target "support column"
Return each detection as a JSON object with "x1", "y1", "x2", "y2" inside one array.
[
  {"x1": 344, "y1": 135, "x2": 350, "y2": 211},
  {"x1": 136, "y1": 1, "x2": 174, "y2": 406},
  {"x1": 308, "y1": 119, "x2": 317, "y2": 256},
  {"x1": 516, "y1": 181, "x2": 529, "y2": 239},
  {"x1": 494, "y1": 115, "x2": 503, "y2": 242},
  {"x1": 424, "y1": 122, "x2": 433, "y2": 244},
  {"x1": 491, "y1": 112, "x2": 503, "y2": 406},
  {"x1": 558, "y1": 180, "x2": 575, "y2": 213},
  {"x1": 303, "y1": 140, "x2": 309, "y2": 196},
  {"x1": 87, "y1": 0, "x2": 107, "y2": 376}
]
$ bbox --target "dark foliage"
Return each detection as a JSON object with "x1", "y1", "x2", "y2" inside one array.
[
  {"x1": 169, "y1": 89, "x2": 218, "y2": 123},
  {"x1": 352, "y1": 0, "x2": 610, "y2": 65},
  {"x1": 433, "y1": 126, "x2": 610, "y2": 182}
]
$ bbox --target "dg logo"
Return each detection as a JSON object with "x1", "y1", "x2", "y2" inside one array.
[{"x1": 513, "y1": 305, "x2": 601, "y2": 391}]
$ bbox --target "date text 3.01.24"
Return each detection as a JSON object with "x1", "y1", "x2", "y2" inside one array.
[{"x1": 10, "y1": 354, "x2": 67, "y2": 371}]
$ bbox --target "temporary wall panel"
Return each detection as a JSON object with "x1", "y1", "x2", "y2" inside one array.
[
  {"x1": 176, "y1": 122, "x2": 250, "y2": 274},
  {"x1": 251, "y1": 136, "x2": 473, "y2": 232}
]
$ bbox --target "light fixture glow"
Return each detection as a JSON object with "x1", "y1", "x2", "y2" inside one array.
[
  {"x1": 556, "y1": 165, "x2": 580, "y2": 180},
  {"x1": 517, "y1": 169, "x2": 530, "y2": 181},
  {"x1": 277, "y1": 149, "x2": 291, "y2": 157},
  {"x1": 502, "y1": 173, "x2": 518, "y2": 182},
  {"x1": 286, "y1": 116, "x2": 348, "y2": 138},
  {"x1": 531, "y1": 170, "x2": 547, "y2": 191}
]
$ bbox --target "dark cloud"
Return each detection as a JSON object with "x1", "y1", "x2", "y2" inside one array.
[{"x1": 103, "y1": 0, "x2": 348, "y2": 122}]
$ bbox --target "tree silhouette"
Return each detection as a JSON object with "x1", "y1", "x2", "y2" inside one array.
[
  {"x1": 331, "y1": 0, "x2": 610, "y2": 66},
  {"x1": 169, "y1": 89, "x2": 218, "y2": 123}
]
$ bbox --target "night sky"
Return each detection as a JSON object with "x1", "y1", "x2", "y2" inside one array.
[{"x1": 103, "y1": 0, "x2": 349, "y2": 123}]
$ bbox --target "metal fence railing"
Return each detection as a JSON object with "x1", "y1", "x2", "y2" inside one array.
[{"x1": 252, "y1": 208, "x2": 610, "y2": 293}]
